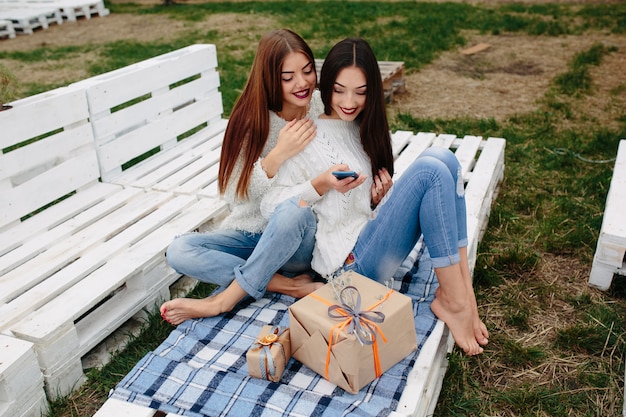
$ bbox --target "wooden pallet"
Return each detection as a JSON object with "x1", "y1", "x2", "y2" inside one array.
[
  {"x1": 9, "y1": 0, "x2": 109, "y2": 21},
  {"x1": 0, "y1": 335, "x2": 48, "y2": 417},
  {"x1": 589, "y1": 139, "x2": 626, "y2": 290},
  {"x1": 0, "y1": 73, "x2": 227, "y2": 400},
  {"x1": 93, "y1": 131, "x2": 505, "y2": 417},
  {"x1": 315, "y1": 58, "x2": 405, "y2": 103},
  {"x1": 0, "y1": 18, "x2": 15, "y2": 38},
  {"x1": 0, "y1": 6, "x2": 59, "y2": 34}
]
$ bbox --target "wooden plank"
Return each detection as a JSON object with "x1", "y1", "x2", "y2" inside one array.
[
  {"x1": 0, "y1": 182, "x2": 121, "y2": 254},
  {"x1": 96, "y1": 94, "x2": 224, "y2": 176},
  {"x1": 84, "y1": 45, "x2": 218, "y2": 114},
  {"x1": 0, "y1": 335, "x2": 48, "y2": 417},
  {"x1": 10, "y1": 198, "x2": 228, "y2": 398},
  {"x1": 94, "y1": 398, "x2": 182, "y2": 417},
  {"x1": 111, "y1": 118, "x2": 228, "y2": 188},
  {"x1": 0, "y1": 189, "x2": 171, "y2": 307},
  {"x1": 0, "y1": 186, "x2": 138, "y2": 276},
  {"x1": 589, "y1": 139, "x2": 626, "y2": 290}
]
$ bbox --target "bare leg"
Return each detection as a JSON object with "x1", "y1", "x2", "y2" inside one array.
[
  {"x1": 160, "y1": 273, "x2": 323, "y2": 325},
  {"x1": 430, "y1": 262, "x2": 484, "y2": 355},
  {"x1": 160, "y1": 278, "x2": 248, "y2": 325},
  {"x1": 267, "y1": 273, "x2": 324, "y2": 298},
  {"x1": 458, "y1": 247, "x2": 489, "y2": 345}
]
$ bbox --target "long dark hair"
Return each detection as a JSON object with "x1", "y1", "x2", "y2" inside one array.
[
  {"x1": 319, "y1": 38, "x2": 394, "y2": 177},
  {"x1": 218, "y1": 29, "x2": 316, "y2": 199}
]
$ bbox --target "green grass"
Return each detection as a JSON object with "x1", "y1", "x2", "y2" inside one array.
[{"x1": 3, "y1": 1, "x2": 624, "y2": 416}]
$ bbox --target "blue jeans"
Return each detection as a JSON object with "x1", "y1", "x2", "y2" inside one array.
[
  {"x1": 166, "y1": 198, "x2": 317, "y2": 299},
  {"x1": 349, "y1": 147, "x2": 468, "y2": 283}
]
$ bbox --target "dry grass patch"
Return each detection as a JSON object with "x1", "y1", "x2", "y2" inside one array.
[{"x1": 390, "y1": 32, "x2": 626, "y2": 124}]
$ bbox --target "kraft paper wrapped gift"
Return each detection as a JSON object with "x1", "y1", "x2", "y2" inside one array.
[
  {"x1": 288, "y1": 270, "x2": 417, "y2": 394},
  {"x1": 246, "y1": 325, "x2": 291, "y2": 382}
]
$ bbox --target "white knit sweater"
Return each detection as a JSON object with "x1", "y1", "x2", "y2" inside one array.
[
  {"x1": 261, "y1": 118, "x2": 373, "y2": 277},
  {"x1": 219, "y1": 91, "x2": 324, "y2": 234}
]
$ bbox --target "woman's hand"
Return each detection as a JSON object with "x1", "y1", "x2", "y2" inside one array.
[
  {"x1": 262, "y1": 118, "x2": 316, "y2": 177},
  {"x1": 370, "y1": 168, "x2": 392, "y2": 208},
  {"x1": 311, "y1": 164, "x2": 367, "y2": 196}
]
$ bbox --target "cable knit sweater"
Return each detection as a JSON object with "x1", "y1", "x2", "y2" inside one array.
[
  {"x1": 218, "y1": 91, "x2": 323, "y2": 234},
  {"x1": 261, "y1": 118, "x2": 373, "y2": 277}
]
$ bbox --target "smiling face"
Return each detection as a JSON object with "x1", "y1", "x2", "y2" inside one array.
[
  {"x1": 327, "y1": 66, "x2": 367, "y2": 121},
  {"x1": 280, "y1": 51, "x2": 317, "y2": 118}
]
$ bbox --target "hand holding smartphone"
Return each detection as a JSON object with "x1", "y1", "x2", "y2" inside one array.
[{"x1": 332, "y1": 171, "x2": 359, "y2": 180}]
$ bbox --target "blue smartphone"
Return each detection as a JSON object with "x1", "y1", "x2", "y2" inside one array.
[{"x1": 332, "y1": 170, "x2": 359, "y2": 180}]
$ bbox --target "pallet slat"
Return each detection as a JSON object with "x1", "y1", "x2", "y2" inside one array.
[{"x1": 589, "y1": 139, "x2": 626, "y2": 290}]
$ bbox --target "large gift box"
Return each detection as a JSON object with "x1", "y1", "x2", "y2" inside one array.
[
  {"x1": 246, "y1": 325, "x2": 291, "y2": 382},
  {"x1": 288, "y1": 270, "x2": 417, "y2": 393}
]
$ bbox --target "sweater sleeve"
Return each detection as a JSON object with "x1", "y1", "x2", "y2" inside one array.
[{"x1": 260, "y1": 162, "x2": 322, "y2": 218}]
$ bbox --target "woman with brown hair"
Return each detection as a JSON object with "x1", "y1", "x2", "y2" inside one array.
[{"x1": 160, "y1": 29, "x2": 324, "y2": 325}]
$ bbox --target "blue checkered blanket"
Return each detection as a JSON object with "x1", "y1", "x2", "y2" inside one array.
[{"x1": 110, "y1": 245, "x2": 438, "y2": 417}]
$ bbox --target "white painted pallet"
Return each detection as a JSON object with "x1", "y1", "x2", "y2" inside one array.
[
  {"x1": 3, "y1": 0, "x2": 109, "y2": 21},
  {"x1": 589, "y1": 139, "x2": 626, "y2": 291},
  {"x1": 94, "y1": 131, "x2": 505, "y2": 417},
  {"x1": 0, "y1": 335, "x2": 48, "y2": 417},
  {"x1": 0, "y1": 6, "x2": 57, "y2": 34},
  {"x1": 75, "y1": 44, "x2": 228, "y2": 197},
  {"x1": 0, "y1": 18, "x2": 15, "y2": 38},
  {"x1": 0, "y1": 81, "x2": 228, "y2": 401}
]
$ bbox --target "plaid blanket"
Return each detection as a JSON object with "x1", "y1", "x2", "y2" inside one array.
[{"x1": 110, "y1": 244, "x2": 438, "y2": 417}]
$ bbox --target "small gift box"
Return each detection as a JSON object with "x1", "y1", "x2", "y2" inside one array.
[
  {"x1": 289, "y1": 270, "x2": 417, "y2": 393},
  {"x1": 246, "y1": 325, "x2": 291, "y2": 382}
]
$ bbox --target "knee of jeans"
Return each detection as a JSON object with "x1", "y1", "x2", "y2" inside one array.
[
  {"x1": 276, "y1": 198, "x2": 316, "y2": 228},
  {"x1": 419, "y1": 149, "x2": 464, "y2": 197},
  {"x1": 164, "y1": 237, "x2": 186, "y2": 272}
]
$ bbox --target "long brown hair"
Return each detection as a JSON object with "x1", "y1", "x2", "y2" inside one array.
[
  {"x1": 319, "y1": 38, "x2": 394, "y2": 178},
  {"x1": 218, "y1": 29, "x2": 316, "y2": 199}
]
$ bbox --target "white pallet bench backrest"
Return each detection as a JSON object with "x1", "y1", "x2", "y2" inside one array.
[
  {"x1": 589, "y1": 139, "x2": 626, "y2": 291},
  {"x1": 81, "y1": 44, "x2": 227, "y2": 197},
  {"x1": 0, "y1": 86, "x2": 99, "y2": 233}
]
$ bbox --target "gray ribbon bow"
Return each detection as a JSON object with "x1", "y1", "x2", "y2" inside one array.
[{"x1": 327, "y1": 286, "x2": 385, "y2": 346}]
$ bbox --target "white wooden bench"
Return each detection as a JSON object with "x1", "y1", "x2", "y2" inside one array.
[
  {"x1": 1, "y1": 0, "x2": 109, "y2": 21},
  {"x1": 589, "y1": 139, "x2": 626, "y2": 291},
  {"x1": 0, "y1": 45, "x2": 228, "y2": 404},
  {"x1": 0, "y1": 18, "x2": 16, "y2": 38},
  {"x1": 92, "y1": 130, "x2": 505, "y2": 417},
  {"x1": 0, "y1": 5, "x2": 60, "y2": 34}
]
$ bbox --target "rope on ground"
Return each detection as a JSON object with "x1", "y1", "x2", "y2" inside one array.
[{"x1": 551, "y1": 148, "x2": 617, "y2": 164}]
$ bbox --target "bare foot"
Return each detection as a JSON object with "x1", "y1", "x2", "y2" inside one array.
[
  {"x1": 160, "y1": 297, "x2": 225, "y2": 325},
  {"x1": 160, "y1": 279, "x2": 248, "y2": 325},
  {"x1": 458, "y1": 247, "x2": 489, "y2": 346},
  {"x1": 431, "y1": 288, "x2": 484, "y2": 356},
  {"x1": 267, "y1": 273, "x2": 324, "y2": 298}
]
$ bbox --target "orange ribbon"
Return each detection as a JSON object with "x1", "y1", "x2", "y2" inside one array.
[{"x1": 309, "y1": 288, "x2": 394, "y2": 381}]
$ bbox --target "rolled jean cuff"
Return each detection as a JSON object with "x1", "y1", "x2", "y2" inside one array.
[
  {"x1": 234, "y1": 266, "x2": 264, "y2": 300},
  {"x1": 458, "y1": 238, "x2": 468, "y2": 248},
  {"x1": 430, "y1": 252, "x2": 461, "y2": 269}
]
